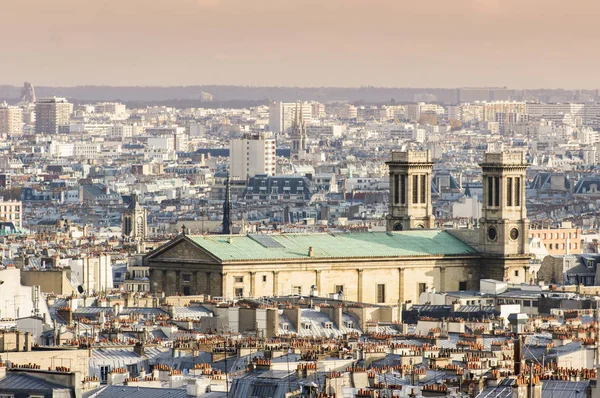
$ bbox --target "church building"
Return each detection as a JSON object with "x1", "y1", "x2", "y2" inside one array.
[{"x1": 144, "y1": 151, "x2": 531, "y2": 305}]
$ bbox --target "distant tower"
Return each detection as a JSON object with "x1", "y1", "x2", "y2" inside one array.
[
  {"x1": 222, "y1": 173, "x2": 232, "y2": 234},
  {"x1": 20, "y1": 82, "x2": 36, "y2": 104},
  {"x1": 386, "y1": 150, "x2": 435, "y2": 231},
  {"x1": 122, "y1": 193, "x2": 147, "y2": 241},
  {"x1": 289, "y1": 103, "x2": 307, "y2": 161}
]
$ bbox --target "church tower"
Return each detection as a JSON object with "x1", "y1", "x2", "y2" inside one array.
[
  {"x1": 122, "y1": 193, "x2": 147, "y2": 241},
  {"x1": 289, "y1": 103, "x2": 307, "y2": 161},
  {"x1": 479, "y1": 152, "x2": 529, "y2": 255},
  {"x1": 386, "y1": 150, "x2": 435, "y2": 231}
]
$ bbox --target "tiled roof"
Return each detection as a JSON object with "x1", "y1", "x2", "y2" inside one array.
[{"x1": 187, "y1": 230, "x2": 478, "y2": 262}]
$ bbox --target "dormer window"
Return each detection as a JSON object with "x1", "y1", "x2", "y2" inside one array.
[
  {"x1": 587, "y1": 259, "x2": 594, "y2": 269},
  {"x1": 304, "y1": 323, "x2": 312, "y2": 330},
  {"x1": 282, "y1": 324, "x2": 289, "y2": 331},
  {"x1": 345, "y1": 321, "x2": 354, "y2": 328},
  {"x1": 324, "y1": 322, "x2": 333, "y2": 329}
]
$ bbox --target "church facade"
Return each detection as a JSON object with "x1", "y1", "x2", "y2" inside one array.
[{"x1": 144, "y1": 151, "x2": 531, "y2": 305}]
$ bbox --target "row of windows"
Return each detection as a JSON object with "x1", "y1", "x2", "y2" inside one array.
[
  {"x1": 487, "y1": 176, "x2": 521, "y2": 207},
  {"x1": 392, "y1": 174, "x2": 427, "y2": 205},
  {"x1": 530, "y1": 232, "x2": 578, "y2": 239}
]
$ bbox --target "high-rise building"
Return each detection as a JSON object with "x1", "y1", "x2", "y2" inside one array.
[
  {"x1": 229, "y1": 133, "x2": 276, "y2": 180},
  {"x1": 0, "y1": 103, "x2": 23, "y2": 137},
  {"x1": 35, "y1": 97, "x2": 72, "y2": 134},
  {"x1": 269, "y1": 101, "x2": 312, "y2": 133}
]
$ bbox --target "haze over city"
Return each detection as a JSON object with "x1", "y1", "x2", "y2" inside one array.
[
  {"x1": 3, "y1": 0, "x2": 600, "y2": 88},
  {"x1": 5, "y1": 2, "x2": 600, "y2": 398}
]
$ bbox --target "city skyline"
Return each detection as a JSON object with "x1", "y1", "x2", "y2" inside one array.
[{"x1": 3, "y1": 0, "x2": 600, "y2": 88}]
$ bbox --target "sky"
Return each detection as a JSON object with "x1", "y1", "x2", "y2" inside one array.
[{"x1": 1, "y1": 0, "x2": 600, "y2": 88}]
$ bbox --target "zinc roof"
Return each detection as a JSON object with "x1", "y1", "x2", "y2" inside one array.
[{"x1": 187, "y1": 230, "x2": 478, "y2": 262}]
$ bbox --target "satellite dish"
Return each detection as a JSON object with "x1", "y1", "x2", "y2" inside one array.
[{"x1": 77, "y1": 285, "x2": 84, "y2": 294}]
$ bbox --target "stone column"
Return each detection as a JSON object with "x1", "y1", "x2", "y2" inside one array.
[
  {"x1": 357, "y1": 269, "x2": 364, "y2": 302},
  {"x1": 175, "y1": 270, "x2": 181, "y2": 294},
  {"x1": 249, "y1": 271, "x2": 256, "y2": 297},
  {"x1": 398, "y1": 268, "x2": 405, "y2": 304},
  {"x1": 221, "y1": 272, "x2": 228, "y2": 299},
  {"x1": 439, "y1": 266, "x2": 446, "y2": 293},
  {"x1": 273, "y1": 271, "x2": 279, "y2": 297},
  {"x1": 315, "y1": 270, "x2": 322, "y2": 295}
]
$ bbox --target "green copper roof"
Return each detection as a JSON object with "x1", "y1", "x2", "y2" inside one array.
[{"x1": 187, "y1": 230, "x2": 478, "y2": 262}]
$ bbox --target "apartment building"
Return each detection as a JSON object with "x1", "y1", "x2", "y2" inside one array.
[
  {"x1": 0, "y1": 103, "x2": 23, "y2": 137},
  {"x1": 35, "y1": 97, "x2": 72, "y2": 134},
  {"x1": 229, "y1": 133, "x2": 276, "y2": 180},
  {"x1": 0, "y1": 198, "x2": 22, "y2": 228}
]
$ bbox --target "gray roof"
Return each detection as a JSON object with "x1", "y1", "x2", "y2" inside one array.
[
  {"x1": 477, "y1": 379, "x2": 590, "y2": 398},
  {"x1": 83, "y1": 385, "x2": 188, "y2": 398},
  {"x1": 0, "y1": 372, "x2": 72, "y2": 396}
]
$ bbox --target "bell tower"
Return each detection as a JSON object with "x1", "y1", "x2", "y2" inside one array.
[
  {"x1": 122, "y1": 193, "x2": 148, "y2": 241},
  {"x1": 386, "y1": 150, "x2": 435, "y2": 231},
  {"x1": 289, "y1": 103, "x2": 307, "y2": 162},
  {"x1": 479, "y1": 152, "x2": 529, "y2": 256}
]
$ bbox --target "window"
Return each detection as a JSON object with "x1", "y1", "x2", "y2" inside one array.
[
  {"x1": 394, "y1": 174, "x2": 399, "y2": 204},
  {"x1": 459, "y1": 281, "x2": 467, "y2": 291},
  {"x1": 418, "y1": 283, "x2": 427, "y2": 295},
  {"x1": 507, "y1": 177, "x2": 513, "y2": 206},
  {"x1": 127, "y1": 364, "x2": 138, "y2": 377},
  {"x1": 515, "y1": 177, "x2": 521, "y2": 206},
  {"x1": 0, "y1": 395, "x2": 14, "y2": 398},
  {"x1": 420, "y1": 175, "x2": 426, "y2": 204},
  {"x1": 182, "y1": 274, "x2": 191, "y2": 283},
  {"x1": 234, "y1": 276, "x2": 244, "y2": 283},
  {"x1": 514, "y1": 270, "x2": 519, "y2": 277},
  {"x1": 494, "y1": 177, "x2": 500, "y2": 207},
  {"x1": 400, "y1": 175, "x2": 406, "y2": 204},
  {"x1": 282, "y1": 324, "x2": 289, "y2": 331},
  {"x1": 324, "y1": 322, "x2": 333, "y2": 329},
  {"x1": 234, "y1": 288, "x2": 244, "y2": 297},
  {"x1": 292, "y1": 286, "x2": 302, "y2": 295},
  {"x1": 487, "y1": 177, "x2": 493, "y2": 206},
  {"x1": 304, "y1": 323, "x2": 312, "y2": 330},
  {"x1": 413, "y1": 175, "x2": 419, "y2": 204},
  {"x1": 377, "y1": 284, "x2": 386, "y2": 303},
  {"x1": 335, "y1": 285, "x2": 344, "y2": 294},
  {"x1": 262, "y1": 275, "x2": 267, "y2": 282},
  {"x1": 100, "y1": 366, "x2": 110, "y2": 383}
]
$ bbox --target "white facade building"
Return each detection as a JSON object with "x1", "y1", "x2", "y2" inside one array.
[
  {"x1": 229, "y1": 133, "x2": 276, "y2": 180},
  {"x1": 0, "y1": 103, "x2": 23, "y2": 137},
  {"x1": 269, "y1": 101, "x2": 313, "y2": 133}
]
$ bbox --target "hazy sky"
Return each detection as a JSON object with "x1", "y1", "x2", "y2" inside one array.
[{"x1": 2, "y1": 0, "x2": 600, "y2": 88}]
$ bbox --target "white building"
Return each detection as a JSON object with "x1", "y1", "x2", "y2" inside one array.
[
  {"x1": 107, "y1": 125, "x2": 134, "y2": 140},
  {"x1": 35, "y1": 97, "x2": 72, "y2": 134},
  {"x1": 269, "y1": 101, "x2": 313, "y2": 133},
  {"x1": 0, "y1": 266, "x2": 51, "y2": 321},
  {"x1": 68, "y1": 254, "x2": 113, "y2": 294},
  {"x1": 0, "y1": 103, "x2": 23, "y2": 137},
  {"x1": 0, "y1": 198, "x2": 22, "y2": 228},
  {"x1": 229, "y1": 133, "x2": 276, "y2": 180},
  {"x1": 94, "y1": 102, "x2": 127, "y2": 115}
]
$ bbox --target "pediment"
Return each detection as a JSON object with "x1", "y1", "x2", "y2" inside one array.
[{"x1": 147, "y1": 238, "x2": 219, "y2": 264}]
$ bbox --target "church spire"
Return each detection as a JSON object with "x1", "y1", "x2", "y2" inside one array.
[{"x1": 222, "y1": 172, "x2": 232, "y2": 235}]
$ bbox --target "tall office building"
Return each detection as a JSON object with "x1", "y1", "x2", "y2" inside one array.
[
  {"x1": 269, "y1": 101, "x2": 312, "y2": 133},
  {"x1": 229, "y1": 133, "x2": 276, "y2": 180},
  {"x1": 0, "y1": 103, "x2": 23, "y2": 137},
  {"x1": 35, "y1": 97, "x2": 72, "y2": 134}
]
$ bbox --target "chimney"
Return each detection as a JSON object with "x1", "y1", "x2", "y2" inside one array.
[
  {"x1": 308, "y1": 247, "x2": 315, "y2": 257},
  {"x1": 134, "y1": 342, "x2": 145, "y2": 357}
]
